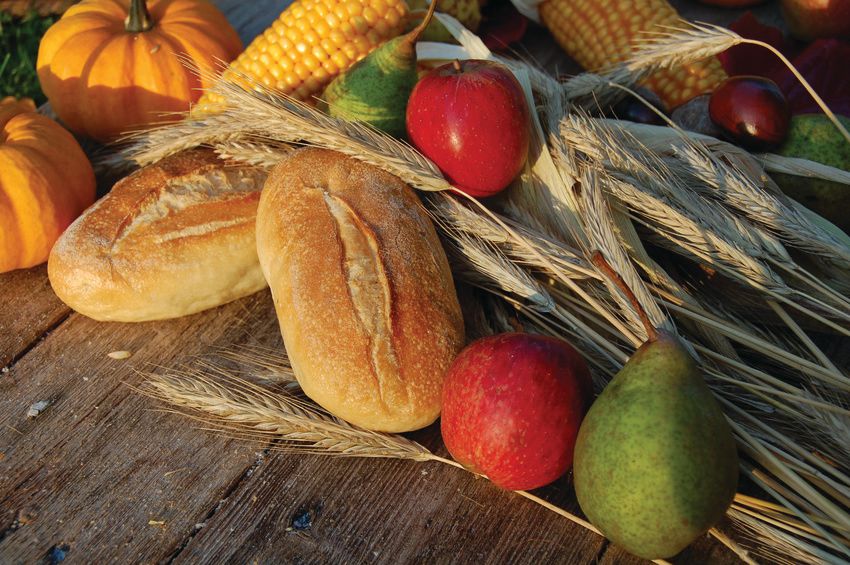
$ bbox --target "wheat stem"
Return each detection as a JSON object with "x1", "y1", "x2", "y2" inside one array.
[
  {"x1": 767, "y1": 301, "x2": 843, "y2": 374},
  {"x1": 661, "y1": 301, "x2": 850, "y2": 390},
  {"x1": 708, "y1": 527, "x2": 758, "y2": 565},
  {"x1": 728, "y1": 415, "x2": 850, "y2": 534},
  {"x1": 740, "y1": 38, "x2": 850, "y2": 146},
  {"x1": 449, "y1": 188, "x2": 642, "y2": 348},
  {"x1": 745, "y1": 465, "x2": 850, "y2": 559},
  {"x1": 513, "y1": 490, "x2": 602, "y2": 536},
  {"x1": 731, "y1": 504, "x2": 844, "y2": 546}
]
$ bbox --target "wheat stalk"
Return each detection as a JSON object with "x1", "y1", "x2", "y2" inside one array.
[
  {"x1": 595, "y1": 120, "x2": 850, "y2": 315},
  {"x1": 609, "y1": 121, "x2": 850, "y2": 272},
  {"x1": 116, "y1": 72, "x2": 449, "y2": 193},
  {"x1": 142, "y1": 354, "x2": 760, "y2": 565},
  {"x1": 561, "y1": 22, "x2": 737, "y2": 108},
  {"x1": 426, "y1": 193, "x2": 597, "y2": 285},
  {"x1": 107, "y1": 112, "x2": 253, "y2": 169},
  {"x1": 206, "y1": 71, "x2": 449, "y2": 191},
  {"x1": 574, "y1": 165, "x2": 669, "y2": 343},
  {"x1": 759, "y1": 154, "x2": 850, "y2": 187},
  {"x1": 141, "y1": 360, "x2": 676, "y2": 558},
  {"x1": 447, "y1": 231, "x2": 556, "y2": 314},
  {"x1": 213, "y1": 138, "x2": 293, "y2": 169},
  {"x1": 728, "y1": 507, "x2": 833, "y2": 565},
  {"x1": 143, "y1": 368, "x2": 433, "y2": 460},
  {"x1": 631, "y1": 21, "x2": 741, "y2": 72},
  {"x1": 559, "y1": 19, "x2": 850, "y2": 148},
  {"x1": 562, "y1": 116, "x2": 850, "y2": 332},
  {"x1": 432, "y1": 204, "x2": 630, "y2": 366},
  {"x1": 104, "y1": 39, "x2": 850, "y2": 560},
  {"x1": 562, "y1": 115, "x2": 785, "y2": 268}
]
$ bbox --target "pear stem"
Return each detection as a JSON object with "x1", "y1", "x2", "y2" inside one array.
[
  {"x1": 591, "y1": 251, "x2": 658, "y2": 342},
  {"x1": 408, "y1": 0, "x2": 438, "y2": 45}
]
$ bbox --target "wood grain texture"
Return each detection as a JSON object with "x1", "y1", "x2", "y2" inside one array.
[
  {"x1": 0, "y1": 1, "x2": 796, "y2": 563},
  {"x1": 0, "y1": 265, "x2": 70, "y2": 369},
  {"x1": 170, "y1": 443, "x2": 606, "y2": 564},
  {"x1": 0, "y1": 292, "x2": 275, "y2": 562},
  {"x1": 601, "y1": 529, "x2": 739, "y2": 565}
]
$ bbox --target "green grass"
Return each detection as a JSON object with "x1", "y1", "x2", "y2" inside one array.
[{"x1": 0, "y1": 10, "x2": 57, "y2": 106}]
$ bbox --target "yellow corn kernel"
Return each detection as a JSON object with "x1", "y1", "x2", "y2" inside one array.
[
  {"x1": 408, "y1": 0, "x2": 481, "y2": 34},
  {"x1": 538, "y1": 0, "x2": 727, "y2": 108},
  {"x1": 193, "y1": 0, "x2": 408, "y2": 114}
]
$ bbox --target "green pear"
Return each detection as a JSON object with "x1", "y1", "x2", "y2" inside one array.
[
  {"x1": 773, "y1": 114, "x2": 850, "y2": 233},
  {"x1": 318, "y1": 0, "x2": 436, "y2": 137},
  {"x1": 573, "y1": 255, "x2": 738, "y2": 560}
]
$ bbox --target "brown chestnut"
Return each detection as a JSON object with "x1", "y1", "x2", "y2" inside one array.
[
  {"x1": 708, "y1": 76, "x2": 791, "y2": 151},
  {"x1": 611, "y1": 88, "x2": 668, "y2": 125}
]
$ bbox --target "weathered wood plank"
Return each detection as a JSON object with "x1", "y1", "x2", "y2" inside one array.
[
  {"x1": 599, "y1": 523, "x2": 738, "y2": 564},
  {"x1": 0, "y1": 265, "x2": 71, "y2": 369},
  {"x1": 0, "y1": 292, "x2": 276, "y2": 563},
  {"x1": 170, "y1": 444, "x2": 606, "y2": 564},
  {"x1": 0, "y1": 2, "x2": 795, "y2": 564}
]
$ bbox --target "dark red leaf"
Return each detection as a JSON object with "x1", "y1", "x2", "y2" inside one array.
[
  {"x1": 718, "y1": 12, "x2": 791, "y2": 80},
  {"x1": 779, "y1": 39, "x2": 850, "y2": 116},
  {"x1": 479, "y1": 1, "x2": 528, "y2": 51},
  {"x1": 717, "y1": 12, "x2": 850, "y2": 117}
]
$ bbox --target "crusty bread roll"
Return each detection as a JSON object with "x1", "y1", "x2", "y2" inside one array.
[
  {"x1": 256, "y1": 148, "x2": 464, "y2": 433},
  {"x1": 48, "y1": 149, "x2": 268, "y2": 322}
]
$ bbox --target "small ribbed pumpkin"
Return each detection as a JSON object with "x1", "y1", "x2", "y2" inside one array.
[
  {"x1": 0, "y1": 97, "x2": 96, "y2": 273},
  {"x1": 37, "y1": 0, "x2": 243, "y2": 142}
]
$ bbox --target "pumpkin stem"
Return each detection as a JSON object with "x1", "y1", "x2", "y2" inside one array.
[{"x1": 126, "y1": 0, "x2": 154, "y2": 33}]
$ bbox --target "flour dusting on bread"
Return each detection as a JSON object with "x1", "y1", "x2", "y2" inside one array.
[
  {"x1": 115, "y1": 167, "x2": 266, "y2": 251},
  {"x1": 48, "y1": 149, "x2": 269, "y2": 322},
  {"x1": 323, "y1": 191, "x2": 402, "y2": 406},
  {"x1": 256, "y1": 148, "x2": 464, "y2": 432}
]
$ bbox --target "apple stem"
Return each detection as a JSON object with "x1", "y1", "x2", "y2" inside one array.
[
  {"x1": 590, "y1": 251, "x2": 658, "y2": 342},
  {"x1": 408, "y1": 0, "x2": 438, "y2": 45},
  {"x1": 452, "y1": 59, "x2": 463, "y2": 73}
]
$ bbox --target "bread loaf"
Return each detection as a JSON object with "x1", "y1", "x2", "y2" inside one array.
[
  {"x1": 48, "y1": 149, "x2": 268, "y2": 322},
  {"x1": 256, "y1": 148, "x2": 464, "y2": 432}
]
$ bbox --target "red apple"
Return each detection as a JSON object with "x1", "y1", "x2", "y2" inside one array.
[
  {"x1": 440, "y1": 333, "x2": 592, "y2": 491},
  {"x1": 406, "y1": 59, "x2": 531, "y2": 198},
  {"x1": 781, "y1": 0, "x2": 850, "y2": 40}
]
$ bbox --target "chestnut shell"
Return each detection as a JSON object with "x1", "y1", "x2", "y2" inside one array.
[{"x1": 708, "y1": 76, "x2": 791, "y2": 151}]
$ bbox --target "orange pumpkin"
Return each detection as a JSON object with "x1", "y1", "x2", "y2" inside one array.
[
  {"x1": 37, "y1": 0, "x2": 243, "y2": 142},
  {"x1": 0, "y1": 97, "x2": 96, "y2": 273}
]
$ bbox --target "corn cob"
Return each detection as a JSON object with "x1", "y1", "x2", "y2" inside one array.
[
  {"x1": 445, "y1": 0, "x2": 482, "y2": 30},
  {"x1": 408, "y1": 0, "x2": 481, "y2": 41},
  {"x1": 194, "y1": 0, "x2": 408, "y2": 113},
  {"x1": 539, "y1": 0, "x2": 728, "y2": 108}
]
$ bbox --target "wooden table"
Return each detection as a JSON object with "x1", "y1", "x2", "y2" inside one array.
[{"x1": 0, "y1": 2, "x2": 786, "y2": 562}]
